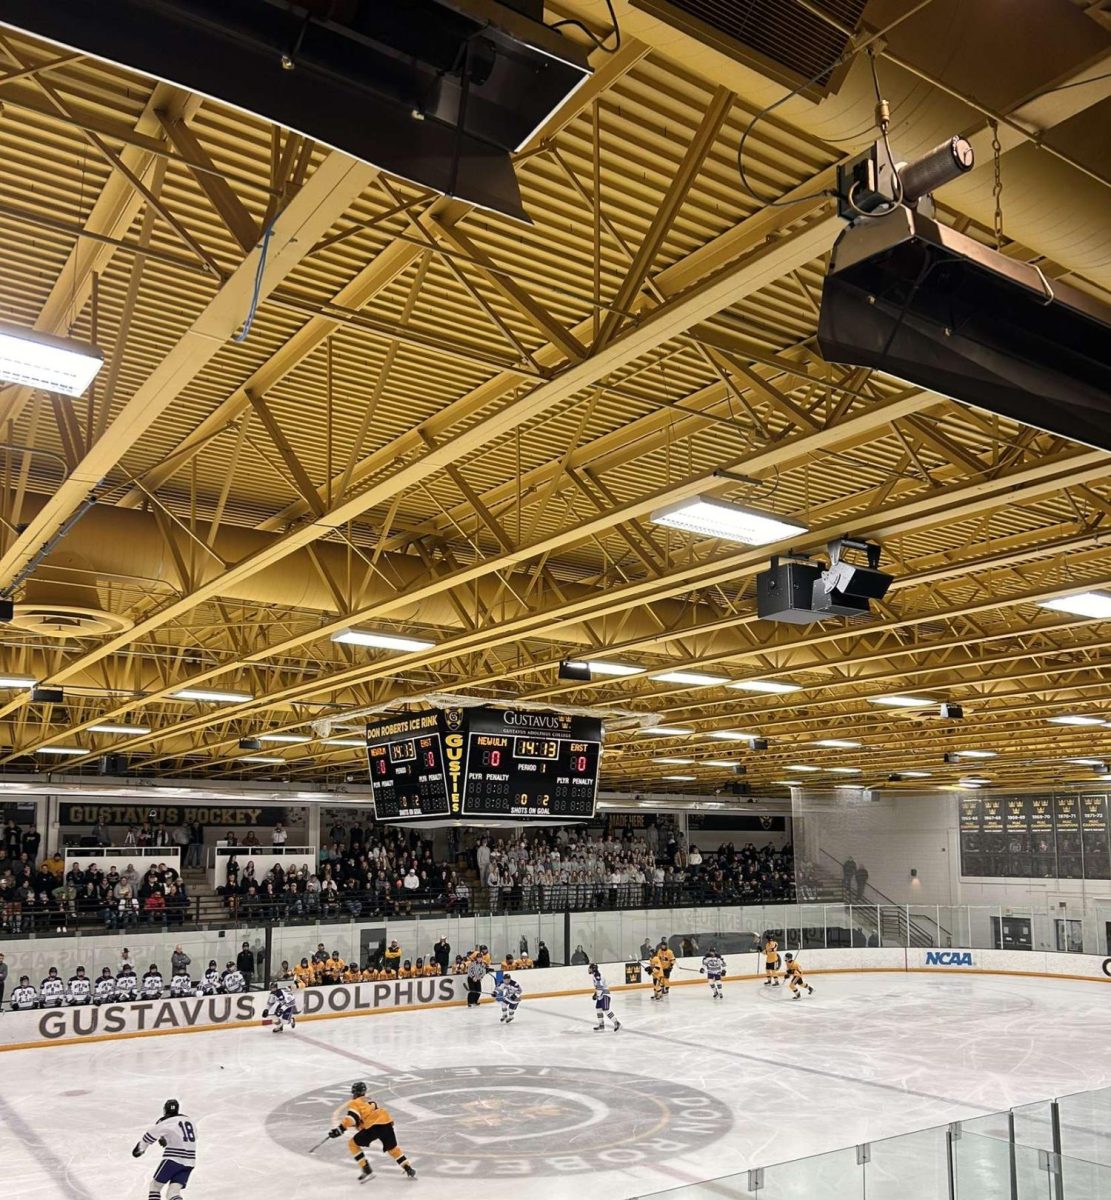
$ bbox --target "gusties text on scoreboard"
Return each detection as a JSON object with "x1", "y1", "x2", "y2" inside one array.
[{"x1": 365, "y1": 706, "x2": 603, "y2": 822}]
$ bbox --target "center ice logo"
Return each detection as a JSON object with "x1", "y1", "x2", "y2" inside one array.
[{"x1": 267, "y1": 1065, "x2": 732, "y2": 1176}]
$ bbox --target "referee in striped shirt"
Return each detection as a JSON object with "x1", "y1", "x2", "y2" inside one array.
[{"x1": 465, "y1": 957, "x2": 486, "y2": 1007}]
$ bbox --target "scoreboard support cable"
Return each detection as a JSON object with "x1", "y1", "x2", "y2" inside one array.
[{"x1": 365, "y1": 705, "x2": 603, "y2": 823}]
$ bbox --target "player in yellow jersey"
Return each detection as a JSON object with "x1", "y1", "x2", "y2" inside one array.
[
  {"x1": 763, "y1": 936, "x2": 780, "y2": 986},
  {"x1": 646, "y1": 952, "x2": 666, "y2": 1000},
  {"x1": 656, "y1": 942, "x2": 676, "y2": 994},
  {"x1": 783, "y1": 953, "x2": 814, "y2": 1000},
  {"x1": 328, "y1": 1081, "x2": 417, "y2": 1182}
]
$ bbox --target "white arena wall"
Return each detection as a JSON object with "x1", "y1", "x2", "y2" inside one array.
[{"x1": 1, "y1": 946, "x2": 1109, "y2": 1051}]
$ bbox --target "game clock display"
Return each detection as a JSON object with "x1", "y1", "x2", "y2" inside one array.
[{"x1": 366, "y1": 706, "x2": 603, "y2": 822}]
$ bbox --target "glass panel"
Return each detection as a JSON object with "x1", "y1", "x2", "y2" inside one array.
[
  {"x1": 953, "y1": 1128, "x2": 1015, "y2": 1198},
  {"x1": 878, "y1": 904, "x2": 907, "y2": 947},
  {"x1": 908, "y1": 905, "x2": 941, "y2": 948},
  {"x1": 758, "y1": 1143, "x2": 865, "y2": 1199},
  {"x1": 797, "y1": 903, "x2": 826, "y2": 948},
  {"x1": 1058, "y1": 1151, "x2": 1111, "y2": 1198},
  {"x1": 1011, "y1": 1098, "x2": 1055, "y2": 1154},
  {"x1": 864, "y1": 1124, "x2": 950, "y2": 1199},
  {"x1": 1058, "y1": 1085, "x2": 1111, "y2": 1167}
]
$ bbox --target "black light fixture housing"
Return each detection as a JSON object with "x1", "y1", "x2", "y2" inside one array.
[
  {"x1": 558, "y1": 660, "x2": 592, "y2": 682},
  {"x1": 818, "y1": 205, "x2": 1111, "y2": 451},
  {"x1": 0, "y1": 598, "x2": 12, "y2": 622},
  {"x1": 238, "y1": 737, "x2": 262, "y2": 751},
  {"x1": 31, "y1": 686, "x2": 64, "y2": 703},
  {"x1": 0, "y1": 0, "x2": 592, "y2": 222}
]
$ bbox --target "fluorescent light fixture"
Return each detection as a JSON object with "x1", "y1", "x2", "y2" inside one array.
[
  {"x1": 239, "y1": 755, "x2": 285, "y2": 765},
  {"x1": 661, "y1": 775, "x2": 696, "y2": 782},
  {"x1": 1066, "y1": 758, "x2": 1105, "y2": 766},
  {"x1": 900, "y1": 770, "x2": 933, "y2": 778},
  {"x1": 0, "y1": 675, "x2": 35, "y2": 688},
  {"x1": 171, "y1": 688, "x2": 252, "y2": 703},
  {"x1": 331, "y1": 629, "x2": 436, "y2": 652},
  {"x1": 869, "y1": 695, "x2": 934, "y2": 707},
  {"x1": 36, "y1": 746, "x2": 85, "y2": 756},
  {"x1": 651, "y1": 496, "x2": 807, "y2": 546},
  {"x1": 787, "y1": 764, "x2": 821, "y2": 772},
  {"x1": 89, "y1": 723, "x2": 151, "y2": 735},
  {"x1": 1047, "y1": 715, "x2": 1107, "y2": 727},
  {"x1": 1039, "y1": 591, "x2": 1111, "y2": 619},
  {"x1": 259, "y1": 733, "x2": 312, "y2": 743},
  {"x1": 706, "y1": 730, "x2": 754, "y2": 741},
  {"x1": 815, "y1": 739, "x2": 861, "y2": 748},
  {"x1": 957, "y1": 750, "x2": 996, "y2": 759},
  {"x1": 653, "y1": 757, "x2": 695, "y2": 764},
  {"x1": 0, "y1": 321, "x2": 102, "y2": 395},
  {"x1": 566, "y1": 660, "x2": 643, "y2": 677},
  {"x1": 704, "y1": 759, "x2": 738, "y2": 768},
  {"x1": 776, "y1": 779, "x2": 801, "y2": 786},
  {"x1": 324, "y1": 737, "x2": 365, "y2": 748},
  {"x1": 827, "y1": 766, "x2": 862, "y2": 774},
  {"x1": 651, "y1": 670, "x2": 728, "y2": 686},
  {"x1": 960, "y1": 776, "x2": 992, "y2": 785},
  {"x1": 729, "y1": 679, "x2": 801, "y2": 694},
  {"x1": 640, "y1": 725, "x2": 692, "y2": 736}
]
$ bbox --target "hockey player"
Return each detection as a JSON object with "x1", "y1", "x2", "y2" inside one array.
[
  {"x1": 499, "y1": 975, "x2": 522, "y2": 1024},
  {"x1": 115, "y1": 964, "x2": 139, "y2": 1002},
  {"x1": 220, "y1": 962, "x2": 245, "y2": 993},
  {"x1": 327, "y1": 1080, "x2": 417, "y2": 1182},
  {"x1": 264, "y1": 984, "x2": 297, "y2": 1033},
  {"x1": 784, "y1": 953, "x2": 814, "y2": 1000},
  {"x1": 169, "y1": 969, "x2": 193, "y2": 998},
  {"x1": 656, "y1": 941, "x2": 676, "y2": 994},
  {"x1": 40, "y1": 966, "x2": 66, "y2": 1007},
  {"x1": 588, "y1": 964, "x2": 621, "y2": 1031},
  {"x1": 763, "y1": 936, "x2": 780, "y2": 987},
  {"x1": 11, "y1": 974, "x2": 38, "y2": 1010},
  {"x1": 132, "y1": 1098, "x2": 197, "y2": 1199},
  {"x1": 142, "y1": 964, "x2": 165, "y2": 1000},
  {"x1": 94, "y1": 967, "x2": 116, "y2": 1005},
  {"x1": 701, "y1": 947, "x2": 726, "y2": 999},
  {"x1": 197, "y1": 961, "x2": 220, "y2": 996},
  {"x1": 644, "y1": 952, "x2": 666, "y2": 1001},
  {"x1": 67, "y1": 966, "x2": 92, "y2": 1005}
]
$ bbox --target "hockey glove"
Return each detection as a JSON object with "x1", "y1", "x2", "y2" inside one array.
[
  {"x1": 131, "y1": 1145, "x2": 144, "y2": 1158},
  {"x1": 328, "y1": 1127, "x2": 344, "y2": 1139}
]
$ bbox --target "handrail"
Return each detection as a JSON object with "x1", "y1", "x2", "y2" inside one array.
[{"x1": 819, "y1": 848, "x2": 954, "y2": 942}]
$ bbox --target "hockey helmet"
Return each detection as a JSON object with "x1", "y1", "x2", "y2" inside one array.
[
  {"x1": 163, "y1": 1099, "x2": 180, "y2": 1118},
  {"x1": 351, "y1": 1081, "x2": 368, "y2": 1098},
  {"x1": 784, "y1": 953, "x2": 794, "y2": 962}
]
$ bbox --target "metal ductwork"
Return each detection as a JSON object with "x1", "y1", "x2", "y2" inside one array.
[{"x1": 1, "y1": 492, "x2": 717, "y2": 647}]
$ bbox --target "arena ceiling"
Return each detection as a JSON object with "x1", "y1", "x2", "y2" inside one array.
[{"x1": 0, "y1": 0, "x2": 1108, "y2": 800}]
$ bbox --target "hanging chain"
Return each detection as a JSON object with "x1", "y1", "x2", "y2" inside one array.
[{"x1": 989, "y1": 119, "x2": 1004, "y2": 250}]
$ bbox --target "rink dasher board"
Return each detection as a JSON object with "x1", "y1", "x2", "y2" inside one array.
[{"x1": 1, "y1": 948, "x2": 1108, "y2": 1051}]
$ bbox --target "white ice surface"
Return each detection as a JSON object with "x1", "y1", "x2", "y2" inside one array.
[{"x1": 1, "y1": 972, "x2": 1110, "y2": 1200}]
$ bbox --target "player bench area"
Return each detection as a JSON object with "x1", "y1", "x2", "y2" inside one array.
[{"x1": 1, "y1": 945, "x2": 1110, "y2": 1052}]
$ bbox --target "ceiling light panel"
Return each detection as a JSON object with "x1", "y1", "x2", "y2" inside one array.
[
  {"x1": 650, "y1": 671, "x2": 728, "y2": 686},
  {"x1": 332, "y1": 629, "x2": 436, "y2": 651},
  {"x1": 1039, "y1": 592, "x2": 1111, "y2": 619},
  {"x1": 728, "y1": 679, "x2": 801, "y2": 694},
  {"x1": 651, "y1": 496, "x2": 806, "y2": 545},
  {"x1": 567, "y1": 660, "x2": 643, "y2": 676}
]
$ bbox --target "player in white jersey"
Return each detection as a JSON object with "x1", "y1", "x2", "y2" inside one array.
[
  {"x1": 142, "y1": 966, "x2": 165, "y2": 1000},
  {"x1": 11, "y1": 975, "x2": 38, "y2": 1009},
  {"x1": 93, "y1": 968, "x2": 116, "y2": 1004},
  {"x1": 197, "y1": 961, "x2": 220, "y2": 996},
  {"x1": 220, "y1": 963, "x2": 245, "y2": 993},
  {"x1": 115, "y1": 965, "x2": 139, "y2": 1001},
  {"x1": 67, "y1": 967, "x2": 92, "y2": 1005},
  {"x1": 588, "y1": 964, "x2": 621, "y2": 1032},
  {"x1": 499, "y1": 975, "x2": 523, "y2": 1024},
  {"x1": 169, "y1": 971, "x2": 192, "y2": 998},
  {"x1": 133, "y1": 1098, "x2": 197, "y2": 1199},
  {"x1": 39, "y1": 967, "x2": 66, "y2": 1007},
  {"x1": 264, "y1": 984, "x2": 297, "y2": 1033},
  {"x1": 700, "y1": 947, "x2": 726, "y2": 999}
]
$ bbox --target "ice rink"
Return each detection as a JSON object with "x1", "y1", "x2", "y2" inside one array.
[{"x1": 2, "y1": 971, "x2": 1110, "y2": 1200}]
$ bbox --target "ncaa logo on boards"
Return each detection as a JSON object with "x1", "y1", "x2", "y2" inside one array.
[
  {"x1": 925, "y1": 951, "x2": 974, "y2": 967},
  {"x1": 268, "y1": 1066, "x2": 732, "y2": 1177}
]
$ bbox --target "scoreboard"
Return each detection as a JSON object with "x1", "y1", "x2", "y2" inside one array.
[{"x1": 366, "y1": 705, "x2": 603, "y2": 823}]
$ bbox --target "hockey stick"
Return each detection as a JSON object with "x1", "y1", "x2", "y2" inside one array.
[{"x1": 308, "y1": 1135, "x2": 332, "y2": 1155}]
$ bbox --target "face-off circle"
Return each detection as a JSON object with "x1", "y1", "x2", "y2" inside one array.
[{"x1": 268, "y1": 1065, "x2": 732, "y2": 1177}]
